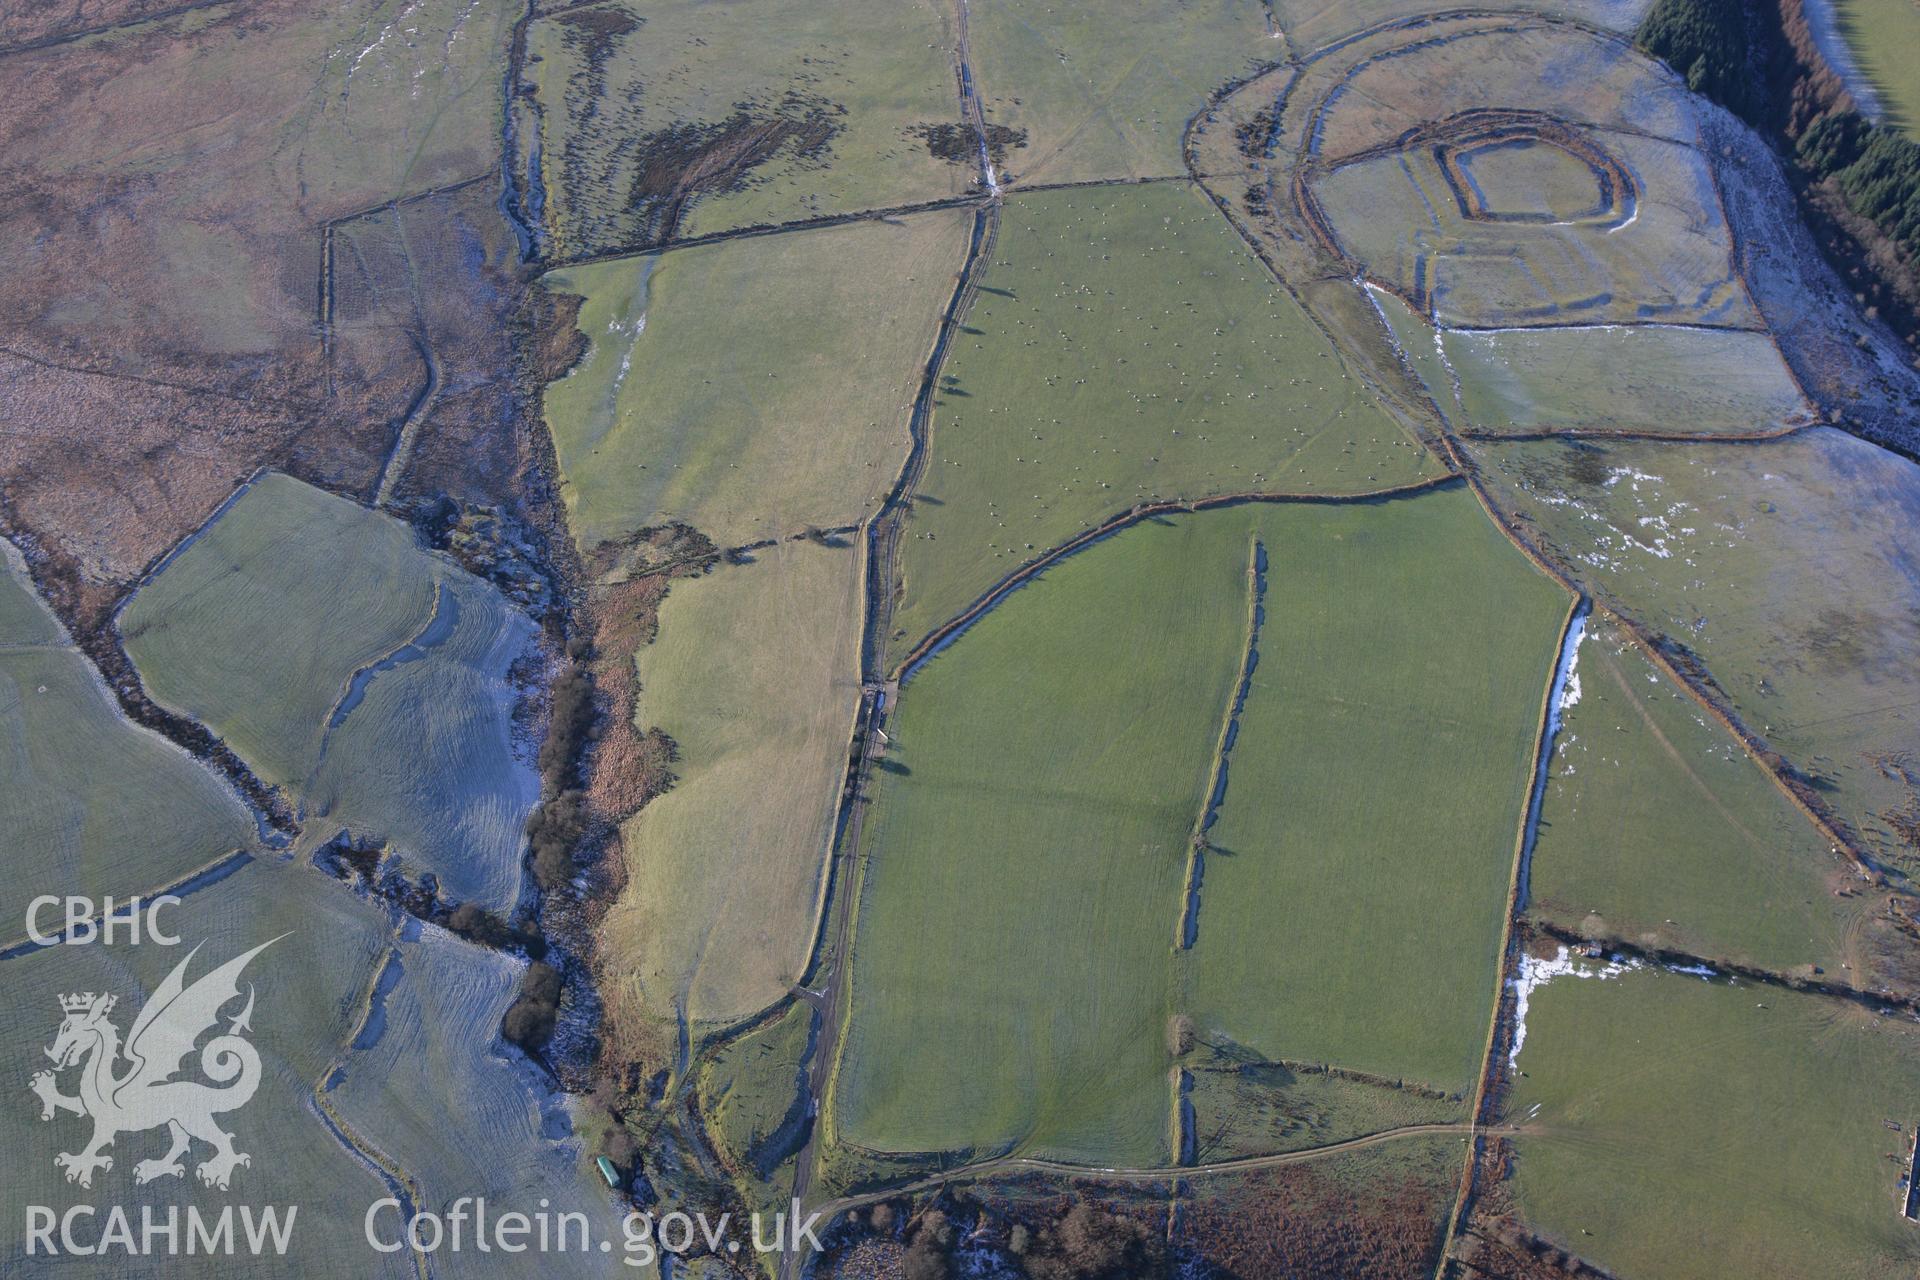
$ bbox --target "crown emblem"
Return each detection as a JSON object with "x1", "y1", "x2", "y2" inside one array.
[{"x1": 58, "y1": 992, "x2": 110, "y2": 1015}]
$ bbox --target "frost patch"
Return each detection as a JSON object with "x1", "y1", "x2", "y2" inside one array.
[
  {"x1": 1508, "y1": 944, "x2": 1640, "y2": 1068},
  {"x1": 1558, "y1": 627, "x2": 1585, "y2": 714}
]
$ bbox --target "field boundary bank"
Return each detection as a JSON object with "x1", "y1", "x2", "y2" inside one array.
[
  {"x1": 1176, "y1": 537, "x2": 1266, "y2": 951},
  {"x1": 0, "y1": 342, "x2": 322, "y2": 415},
  {"x1": 1522, "y1": 919, "x2": 1920, "y2": 1014},
  {"x1": 541, "y1": 175, "x2": 1227, "y2": 270},
  {"x1": 23, "y1": 466, "x2": 297, "y2": 835},
  {"x1": 311, "y1": 938, "x2": 431, "y2": 1280},
  {"x1": 0, "y1": 0, "x2": 238, "y2": 58},
  {"x1": 862, "y1": 203, "x2": 998, "y2": 675},
  {"x1": 315, "y1": 172, "x2": 495, "y2": 386},
  {"x1": 1456, "y1": 424, "x2": 1813, "y2": 443},
  {"x1": 892, "y1": 475, "x2": 1460, "y2": 683},
  {"x1": 1437, "y1": 590, "x2": 1582, "y2": 1273},
  {"x1": 779, "y1": 17, "x2": 1005, "y2": 1265},
  {"x1": 0, "y1": 850, "x2": 255, "y2": 959}
]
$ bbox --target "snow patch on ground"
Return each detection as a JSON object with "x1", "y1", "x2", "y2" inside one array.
[{"x1": 1509, "y1": 945, "x2": 1640, "y2": 1068}]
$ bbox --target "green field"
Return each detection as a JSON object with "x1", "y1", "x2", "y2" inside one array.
[
  {"x1": 543, "y1": 211, "x2": 972, "y2": 552},
  {"x1": 527, "y1": 0, "x2": 965, "y2": 254},
  {"x1": 0, "y1": 543, "x2": 256, "y2": 935},
  {"x1": 1475, "y1": 429, "x2": 1920, "y2": 871},
  {"x1": 835, "y1": 487, "x2": 1556, "y2": 1163},
  {"x1": 1836, "y1": 0, "x2": 1920, "y2": 135},
  {"x1": 0, "y1": 858, "x2": 406, "y2": 1278},
  {"x1": 1529, "y1": 618, "x2": 1863, "y2": 974},
  {"x1": 121, "y1": 473, "x2": 538, "y2": 911},
  {"x1": 1508, "y1": 963, "x2": 1920, "y2": 1279},
  {"x1": 1185, "y1": 488, "x2": 1569, "y2": 1094},
  {"x1": 602, "y1": 541, "x2": 864, "y2": 1036},
  {"x1": 890, "y1": 182, "x2": 1440, "y2": 662},
  {"x1": 967, "y1": 0, "x2": 1278, "y2": 186},
  {"x1": 832, "y1": 511, "x2": 1254, "y2": 1163}
]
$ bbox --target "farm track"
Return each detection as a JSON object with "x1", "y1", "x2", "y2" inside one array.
[
  {"x1": 861, "y1": 203, "x2": 999, "y2": 675},
  {"x1": 1434, "y1": 589, "x2": 1581, "y2": 1273},
  {"x1": 809, "y1": 1121, "x2": 1519, "y2": 1226}
]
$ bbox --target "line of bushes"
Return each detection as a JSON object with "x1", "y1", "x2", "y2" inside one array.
[
  {"x1": 528, "y1": 645, "x2": 595, "y2": 891},
  {"x1": 504, "y1": 639, "x2": 597, "y2": 1053}
]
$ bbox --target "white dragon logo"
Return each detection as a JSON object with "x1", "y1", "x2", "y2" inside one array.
[{"x1": 29, "y1": 937, "x2": 282, "y2": 1190}]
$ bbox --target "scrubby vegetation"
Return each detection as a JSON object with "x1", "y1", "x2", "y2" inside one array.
[
  {"x1": 528, "y1": 656, "x2": 596, "y2": 892},
  {"x1": 1020, "y1": 1202, "x2": 1167, "y2": 1280},
  {"x1": 503, "y1": 960, "x2": 565, "y2": 1050}
]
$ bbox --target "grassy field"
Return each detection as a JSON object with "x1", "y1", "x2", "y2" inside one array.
[
  {"x1": 122, "y1": 472, "x2": 538, "y2": 912},
  {"x1": 325, "y1": 923, "x2": 621, "y2": 1279},
  {"x1": 1529, "y1": 617, "x2": 1863, "y2": 974},
  {"x1": 0, "y1": 858, "x2": 408, "y2": 1278},
  {"x1": 1457, "y1": 139, "x2": 1610, "y2": 218},
  {"x1": 832, "y1": 512, "x2": 1254, "y2": 1163},
  {"x1": 1313, "y1": 132, "x2": 1755, "y2": 330},
  {"x1": 1372, "y1": 283, "x2": 1810, "y2": 434},
  {"x1": 304, "y1": 570, "x2": 539, "y2": 912},
  {"x1": 1185, "y1": 489, "x2": 1570, "y2": 1094},
  {"x1": 543, "y1": 211, "x2": 972, "y2": 552},
  {"x1": 527, "y1": 0, "x2": 965, "y2": 254},
  {"x1": 1311, "y1": 24, "x2": 1695, "y2": 164},
  {"x1": 1475, "y1": 429, "x2": 1920, "y2": 872},
  {"x1": 1835, "y1": 0, "x2": 1920, "y2": 135},
  {"x1": 0, "y1": 543, "x2": 256, "y2": 935},
  {"x1": 1444, "y1": 325, "x2": 1809, "y2": 435},
  {"x1": 1276, "y1": 0, "x2": 1652, "y2": 54},
  {"x1": 967, "y1": 0, "x2": 1278, "y2": 186},
  {"x1": 890, "y1": 182, "x2": 1440, "y2": 662},
  {"x1": 1508, "y1": 962, "x2": 1920, "y2": 1279},
  {"x1": 121, "y1": 474, "x2": 438, "y2": 785},
  {"x1": 600, "y1": 541, "x2": 864, "y2": 1037},
  {"x1": 699, "y1": 1001, "x2": 817, "y2": 1182}
]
